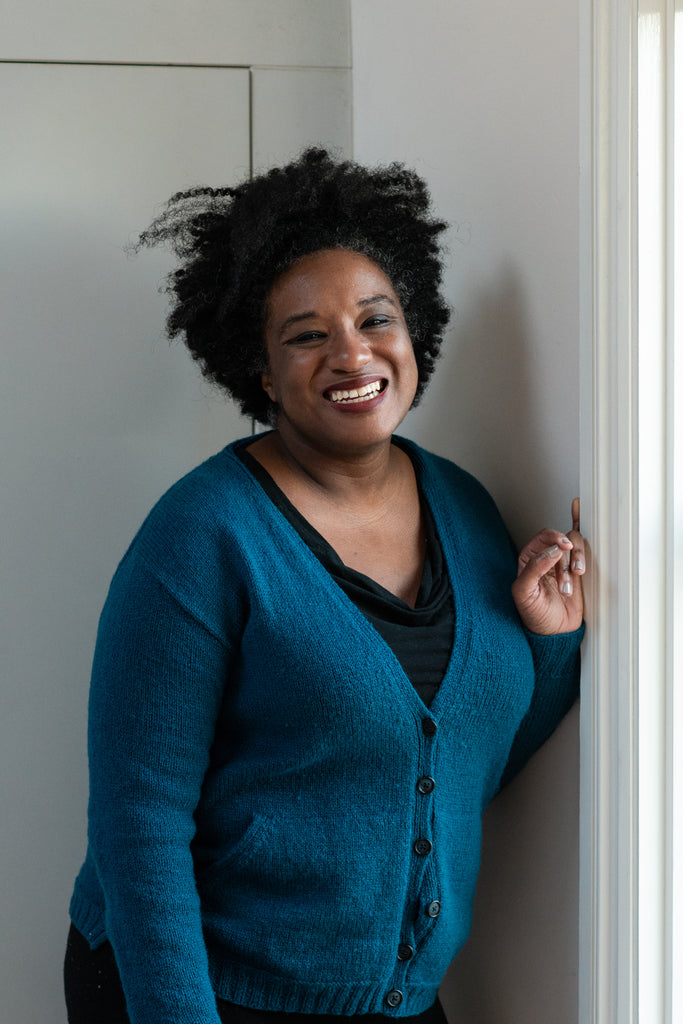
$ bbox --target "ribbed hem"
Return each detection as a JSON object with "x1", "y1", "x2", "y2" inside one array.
[
  {"x1": 211, "y1": 960, "x2": 439, "y2": 1018},
  {"x1": 69, "y1": 891, "x2": 108, "y2": 949}
]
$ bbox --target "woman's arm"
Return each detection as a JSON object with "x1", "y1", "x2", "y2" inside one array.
[
  {"x1": 497, "y1": 625, "x2": 583, "y2": 789},
  {"x1": 86, "y1": 551, "x2": 232, "y2": 1024}
]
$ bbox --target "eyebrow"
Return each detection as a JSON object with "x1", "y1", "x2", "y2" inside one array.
[
  {"x1": 275, "y1": 294, "x2": 399, "y2": 338},
  {"x1": 358, "y1": 293, "x2": 398, "y2": 309}
]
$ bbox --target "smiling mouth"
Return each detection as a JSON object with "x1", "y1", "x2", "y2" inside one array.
[{"x1": 325, "y1": 380, "x2": 386, "y2": 404}]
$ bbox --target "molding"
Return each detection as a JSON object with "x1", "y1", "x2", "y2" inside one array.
[
  {"x1": 578, "y1": 0, "x2": 638, "y2": 1021},
  {"x1": 671, "y1": 9, "x2": 682, "y2": 1019},
  {"x1": 580, "y1": 0, "x2": 679, "y2": 1020}
]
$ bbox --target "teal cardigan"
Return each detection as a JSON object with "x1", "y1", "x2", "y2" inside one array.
[{"x1": 69, "y1": 436, "x2": 583, "y2": 1024}]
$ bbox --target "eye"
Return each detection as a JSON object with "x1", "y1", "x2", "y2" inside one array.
[
  {"x1": 362, "y1": 314, "x2": 391, "y2": 328},
  {"x1": 286, "y1": 330, "x2": 326, "y2": 345}
]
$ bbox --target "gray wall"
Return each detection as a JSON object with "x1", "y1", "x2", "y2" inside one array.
[{"x1": 351, "y1": 1, "x2": 581, "y2": 1021}]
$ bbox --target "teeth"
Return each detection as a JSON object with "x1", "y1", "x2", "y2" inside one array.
[{"x1": 328, "y1": 381, "x2": 383, "y2": 404}]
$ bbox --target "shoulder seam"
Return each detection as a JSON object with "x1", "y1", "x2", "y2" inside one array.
[{"x1": 134, "y1": 553, "x2": 232, "y2": 651}]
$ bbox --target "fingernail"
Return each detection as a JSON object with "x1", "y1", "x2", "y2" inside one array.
[
  {"x1": 547, "y1": 544, "x2": 559, "y2": 555},
  {"x1": 572, "y1": 556, "x2": 585, "y2": 572},
  {"x1": 559, "y1": 536, "x2": 571, "y2": 546},
  {"x1": 561, "y1": 580, "x2": 573, "y2": 595}
]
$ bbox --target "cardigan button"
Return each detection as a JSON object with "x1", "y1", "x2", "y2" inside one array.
[
  {"x1": 413, "y1": 838, "x2": 432, "y2": 856},
  {"x1": 386, "y1": 990, "x2": 404, "y2": 1008},
  {"x1": 426, "y1": 899, "x2": 441, "y2": 918},
  {"x1": 417, "y1": 776, "x2": 435, "y2": 795},
  {"x1": 397, "y1": 943, "x2": 414, "y2": 961},
  {"x1": 422, "y1": 719, "x2": 437, "y2": 737}
]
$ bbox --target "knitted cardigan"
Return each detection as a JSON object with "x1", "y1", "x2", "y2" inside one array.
[{"x1": 69, "y1": 436, "x2": 583, "y2": 1024}]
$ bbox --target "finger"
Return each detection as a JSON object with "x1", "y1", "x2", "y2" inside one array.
[
  {"x1": 568, "y1": 498, "x2": 585, "y2": 574},
  {"x1": 519, "y1": 528, "x2": 573, "y2": 558},
  {"x1": 557, "y1": 543, "x2": 573, "y2": 596},
  {"x1": 568, "y1": 534, "x2": 586, "y2": 574},
  {"x1": 513, "y1": 543, "x2": 566, "y2": 618},
  {"x1": 517, "y1": 530, "x2": 573, "y2": 577},
  {"x1": 516, "y1": 542, "x2": 564, "y2": 584}
]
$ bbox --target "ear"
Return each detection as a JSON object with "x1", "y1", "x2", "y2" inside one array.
[{"x1": 261, "y1": 371, "x2": 277, "y2": 403}]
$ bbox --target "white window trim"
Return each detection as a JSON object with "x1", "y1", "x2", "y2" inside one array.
[{"x1": 579, "y1": 0, "x2": 680, "y2": 1020}]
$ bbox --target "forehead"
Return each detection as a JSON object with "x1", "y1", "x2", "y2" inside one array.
[{"x1": 266, "y1": 249, "x2": 399, "y2": 315}]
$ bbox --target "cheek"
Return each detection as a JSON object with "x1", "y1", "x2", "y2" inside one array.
[{"x1": 403, "y1": 343, "x2": 419, "y2": 389}]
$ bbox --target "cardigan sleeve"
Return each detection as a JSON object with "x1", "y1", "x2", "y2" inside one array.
[
  {"x1": 496, "y1": 624, "x2": 584, "y2": 791},
  {"x1": 86, "y1": 549, "x2": 233, "y2": 1024}
]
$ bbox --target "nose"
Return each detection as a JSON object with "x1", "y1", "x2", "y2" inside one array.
[{"x1": 327, "y1": 323, "x2": 372, "y2": 371}]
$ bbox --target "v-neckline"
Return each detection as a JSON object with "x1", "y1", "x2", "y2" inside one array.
[
  {"x1": 237, "y1": 444, "x2": 447, "y2": 617},
  {"x1": 226, "y1": 435, "x2": 473, "y2": 721}
]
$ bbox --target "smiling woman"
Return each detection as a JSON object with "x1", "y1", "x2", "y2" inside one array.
[
  {"x1": 64, "y1": 149, "x2": 585, "y2": 1024},
  {"x1": 261, "y1": 250, "x2": 418, "y2": 446}
]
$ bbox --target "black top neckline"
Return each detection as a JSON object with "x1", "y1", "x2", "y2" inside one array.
[{"x1": 235, "y1": 444, "x2": 450, "y2": 624}]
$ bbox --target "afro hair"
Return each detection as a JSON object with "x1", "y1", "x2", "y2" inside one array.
[{"x1": 138, "y1": 148, "x2": 450, "y2": 424}]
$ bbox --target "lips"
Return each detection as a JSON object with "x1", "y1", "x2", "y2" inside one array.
[{"x1": 323, "y1": 378, "x2": 387, "y2": 405}]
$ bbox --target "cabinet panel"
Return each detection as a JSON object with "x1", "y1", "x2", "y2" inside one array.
[
  {"x1": 2, "y1": 63, "x2": 252, "y2": 525},
  {"x1": 0, "y1": 0, "x2": 350, "y2": 67},
  {"x1": 1, "y1": 59, "x2": 250, "y2": 810}
]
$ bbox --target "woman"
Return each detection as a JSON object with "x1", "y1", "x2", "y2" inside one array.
[{"x1": 65, "y1": 149, "x2": 585, "y2": 1024}]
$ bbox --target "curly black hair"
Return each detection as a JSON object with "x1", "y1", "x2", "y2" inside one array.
[{"x1": 138, "y1": 148, "x2": 450, "y2": 425}]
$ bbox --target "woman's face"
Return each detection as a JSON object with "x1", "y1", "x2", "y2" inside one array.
[{"x1": 261, "y1": 249, "x2": 418, "y2": 457}]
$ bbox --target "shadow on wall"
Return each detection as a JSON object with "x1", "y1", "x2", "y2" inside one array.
[
  {"x1": 439, "y1": 703, "x2": 580, "y2": 1024},
  {"x1": 406, "y1": 261, "x2": 566, "y2": 547}
]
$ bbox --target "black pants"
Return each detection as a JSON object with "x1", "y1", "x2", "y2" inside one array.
[{"x1": 64, "y1": 924, "x2": 448, "y2": 1024}]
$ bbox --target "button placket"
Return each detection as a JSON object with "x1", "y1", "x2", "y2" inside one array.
[
  {"x1": 413, "y1": 720, "x2": 436, "y2": 864},
  {"x1": 390, "y1": 715, "x2": 441, "y2": 1012},
  {"x1": 412, "y1": 717, "x2": 441, "y2": 948}
]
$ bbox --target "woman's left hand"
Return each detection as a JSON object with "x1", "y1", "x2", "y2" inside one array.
[{"x1": 511, "y1": 497, "x2": 585, "y2": 635}]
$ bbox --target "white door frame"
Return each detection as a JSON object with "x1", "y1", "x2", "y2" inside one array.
[{"x1": 579, "y1": 0, "x2": 681, "y2": 1020}]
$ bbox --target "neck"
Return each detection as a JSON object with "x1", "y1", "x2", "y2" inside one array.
[{"x1": 255, "y1": 424, "x2": 407, "y2": 510}]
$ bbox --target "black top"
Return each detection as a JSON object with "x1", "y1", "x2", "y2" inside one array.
[{"x1": 237, "y1": 445, "x2": 454, "y2": 707}]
